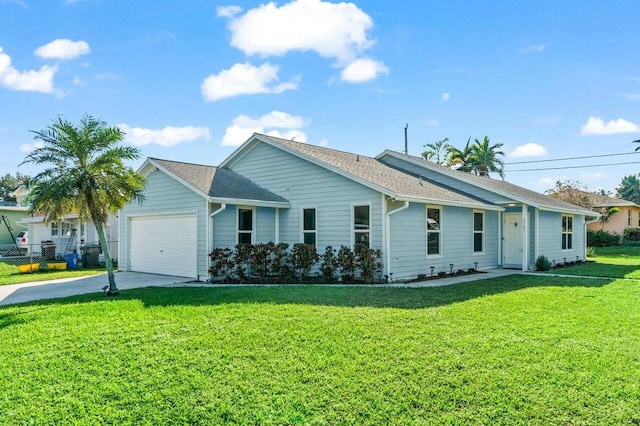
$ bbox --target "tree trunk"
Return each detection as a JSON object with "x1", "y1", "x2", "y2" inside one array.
[{"x1": 94, "y1": 218, "x2": 118, "y2": 296}]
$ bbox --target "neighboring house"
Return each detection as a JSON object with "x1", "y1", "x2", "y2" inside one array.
[
  {"x1": 119, "y1": 133, "x2": 597, "y2": 280},
  {"x1": 12, "y1": 186, "x2": 118, "y2": 260},
  {"x1": 584, "y1": 193, "x2": 640, "y2": 234},
  {"x1": 0, "y1": 205, "x2": 29, "y2": 246}
]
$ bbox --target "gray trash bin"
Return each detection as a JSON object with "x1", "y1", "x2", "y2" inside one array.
[
  {"x1": 81, "y1": 243, "x2": 101, "y2": 268},
  {"x1": 41, "y1": 240, "x2": 56, "y2": 261}
]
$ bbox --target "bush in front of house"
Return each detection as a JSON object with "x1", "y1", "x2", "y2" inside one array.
[
  {"x1": 208, "y1": 243, "x2": 384, "y2": 284},
  {"x1": 587, "y1": 230, "x2": 620, "y2": 247},
  {"x1": 623, "y1": 228, "x2": 640, "y2": 244},
  {"x1": 535, "y1": 255, "x2": 551, "y2": 272}
]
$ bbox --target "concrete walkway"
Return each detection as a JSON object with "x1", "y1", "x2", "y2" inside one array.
[
  {"x1": 0, "y1": 268, "x2": 530, "y2": 307},
  {"x1": 0, "y1": 272, "x2": 191, "y2": 306}
]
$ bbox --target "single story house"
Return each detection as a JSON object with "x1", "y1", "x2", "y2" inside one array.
[
  {"x1": 12, "y1": 186, "x2": 119, "y2": 259},
  {"x1": 584, "y1": 193, "x2": 640, "y2": 234},
  {"x1": 119, "y1": 133, "x2": 597, "y2": 280}
]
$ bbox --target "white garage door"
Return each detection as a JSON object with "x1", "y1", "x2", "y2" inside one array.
[{"x1": 129, "y1": 214, "x2": 198, "y2": 278}]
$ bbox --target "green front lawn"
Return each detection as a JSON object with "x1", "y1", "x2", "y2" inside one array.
[
  {"x1": 559, "y1": 245, "x2": 640, "y2": 278},
  {"x1": 1, "y1": 275, "x2": 639, "y2": 424},
  {"x1": 0, "y1": 261, "x2": 106, "y2": 286}
]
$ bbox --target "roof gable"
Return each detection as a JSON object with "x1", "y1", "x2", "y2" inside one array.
[
  {"x1": 222, "y1": 133, "x2": 502, "y2": 210},
  {"x1": 144, "y1": 158, "x2": 289, "y2": 207}
]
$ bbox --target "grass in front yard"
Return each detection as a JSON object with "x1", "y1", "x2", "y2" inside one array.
[
  {"x1": 0, "y1": 261, "x2": 105, "y2": 286},
  {"x1": 1, "y1": 275, "x2": 639, "y2": 424},
  {"x1": 559, "y1": 245, "x2": 640, "y2": 278}
]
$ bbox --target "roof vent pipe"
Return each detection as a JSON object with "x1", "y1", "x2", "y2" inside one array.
[{"x1": 404, "y1": 123, "x2": 408, "y2": 154}]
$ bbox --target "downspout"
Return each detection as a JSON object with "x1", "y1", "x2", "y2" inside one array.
[
  {"x1": 385, "y1": 200, "x2": 410, "y2": 281},
  {"x1": 210, "y1": 203, "x2": 227, "y2": 247},
  {"x1": 275, "y1": 207, "x2": 280, "y2": 244},
  {"x1": 497, "y1": 211, "x2": 502, "y2": 267},
  {"x1": 522, "y1": 204, "x2": 528, "y2": 272},
  {"x1": 207, "y1": 203, "x2": 227, "y2": 280},
  {"x1": 535, "y1": 208, "x2": 539, "y2": 265}
]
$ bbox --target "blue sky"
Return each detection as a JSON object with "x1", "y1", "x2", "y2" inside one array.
[{"x1": 1, "y1": 0, "x2": 639, "y2": 193}]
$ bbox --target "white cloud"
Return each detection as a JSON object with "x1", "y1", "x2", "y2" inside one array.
[
  {"x1": 216, "y1": 5, "x2": 243, "y2": 18},
  {"x1": 423, "y1": 118, "x2": 440, "y2": 126},
  {"x1": 118, "y1": 124, "x2": 211, "y2": 147},
  {"x1": 509, "y1": 143, "x2": 548, "y2": 158},
  {"x1": 221, "y1": 111, "x2": 307, "y2": 146},
  {"x1": 0, "y1": 47, "x2": 57, "y2": 93},
  {"x1": 580, "y1": 116, "x2": 640, "y2": 136},
  {"x1": 1, "y1": 0, "x2": 26, "y2": 7},
  {"x1": 318, "y1": 139, "x2": 329, "y2": 147},
  {"x1": 20, "y1": 141, "x2": 44, "y2": 152},
  {"x1": 222, "y1": 0, "x2": 374, "y2": 62},
  {"x1": 519, "y1": 44, "x2": 545, "y2": 54},
  {"x1": 340, "y1": 57, "x2": 388, "y2": 83},
  {"x1": 34, "y1": 39, "x2": 90, "y2": 60},
  {"x1": 201, "y1": 62, "x2": 297, "y2": 101},
  {"x1": 441, "y1": 92, "x2": 450, "y2": 102},
  {"x1": 72, "y1": 76, "x2": 84, "y2": 86}
]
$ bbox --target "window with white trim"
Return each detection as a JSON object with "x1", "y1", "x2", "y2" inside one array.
[
  {"x1": 353, "y1": 205, "x2": 370, "y2": 247},
  {"x1": 473, "y1": 211, "x2": 484, "y2": 253},
  {"x1": 302, "y1": 208, "x2": 316, "y2": 245},
  {"x1": 237, "y1": 208, "x2": 254, "y2": 245},
  {"x1": 562, "y1": 215, "x2": 573, "y2": 250},
  {"x1": 427, "y1": 206, "x2": 441, "y2": 256},
  {"x1": 51, "y1": 221, "x2": 72, "y2": 238}
]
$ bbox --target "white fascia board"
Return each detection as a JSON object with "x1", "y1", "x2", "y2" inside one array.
[
  {"x1": 208, "y1": 197, "x2": 289, "y2": 208},
  {"x1": 538, "y1": 206, "x2": 600, "y2": 217},
  {"x1": 218, "y1": 134, "x2": 261, "y2": 168},
  {"x1": 395, "y1": 196, "x2": 504, "y2": 211}
]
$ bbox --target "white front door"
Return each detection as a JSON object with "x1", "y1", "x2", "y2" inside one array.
[{"x1": 503, "y1": 213, "x2": 523, "y2": 268}]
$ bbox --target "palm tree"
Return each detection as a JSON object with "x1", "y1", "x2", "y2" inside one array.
[
  {"x1": 470, "y1": 136, "x2": 505, "y2": 178},
  {"x1": 599, "y1": 207, "x2": 620, "y2": 230},
  {"x1": 422, "y1": 138, "x2": 451, "y2": 165},
  {"x1": 616, "y1": 174, "x2": 640, "y2": 204},
  {"x1": 22, "y1": 115, "x2": 145, "y2": 296},
  {"x1": 445, "y1": 138, "x2": 474, "y2": 171}
]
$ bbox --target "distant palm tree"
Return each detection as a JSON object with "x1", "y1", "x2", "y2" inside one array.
[
  {"x1": 422, "y1": 138, "x2": 451, "y2": 165},
  {"x1": 446, "y1": 138, "x2": 474, "y2": 172},
  {"x1": 470, "y1": 136, "x2": 505, "y2": 178},
  {"x1": 616, "y1": 174, "x2": 640, "y2": 204},
  {"x1": 22, "y1": 115, "x2": 145, "y2": 296},
  {"x1": 599, "y1": 207, "x2": 620, "y2": 230}
]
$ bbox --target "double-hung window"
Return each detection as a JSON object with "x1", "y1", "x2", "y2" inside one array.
[
  {"x1": 353, "y1": 205, "x2": 370, "y2": 247},
  {"x1": 562, "y1": 215, "x2": 573, "y2": 250},
  {"x1": 51, "y1": 221, "x2": 71, "y2": 238},
  {"x1": 426, "y1": 206, "x2": 441, "y2": 256},
  {"x1": 302, "y1": 208, "x2": 317, "y2": 245},
  {"x1": 237, "y1": 208, "x2": 254, "y2": 245},
  {"x1": 473, "y1": 211, "x2": 484, "y2": 254}
]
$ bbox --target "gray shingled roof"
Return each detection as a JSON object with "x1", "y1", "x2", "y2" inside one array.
[
  {"x1": 584, "y1": 192, "x2": 637, "y2": 208},
  {"x1": 258, "y1": 135, "x2": 497, "y2": 208},
  {"x1": 150, "y1": 158, "x2": 289, "y2": 204},
  {"x1": 385, "y1": 151, "x2": 597, "y2": 215}
]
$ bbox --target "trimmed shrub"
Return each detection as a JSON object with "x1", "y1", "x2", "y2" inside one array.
[
  {"x1": 337, "y1": 246, "x2": 356, "y2": 283},
  {"x1": 623, "y1": 227, "x2": 640, "y2": 243},
  {"x1": 587, "y1": 230, "x2": 620, "y2": 247},
  {"x1": 355, "y1": 243, "x2": 383, "y2": 283},
  {"x1": 291, "y1": 243, "x2": 319, "y2": 282},
  {"x1": 535, "y1": 255, "x2": 551, "y2": 272},
  {"x1": 319, "y1": 246, "x2": 338, "y2": 283}
]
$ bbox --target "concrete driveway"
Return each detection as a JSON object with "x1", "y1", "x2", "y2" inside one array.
[{"x1": 0, "y1": 272, "x2": 191, "y2": 306}]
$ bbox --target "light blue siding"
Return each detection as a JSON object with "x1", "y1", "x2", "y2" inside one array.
[
  {"x1": 228, "y1": 142, "x2": 383, "y2": 251},
  {"x1": 388, "y1": 203, "x2": 499, "y2": 279},
  {"x1": 379, "y1": 155, "x2": 512, "y2": 204},
  {"x1": 119, "y1": 169, "x2": 208, "y2": 278},
  {"x1": 537, "y1": 210, "x2": 586, "y2": 265}
]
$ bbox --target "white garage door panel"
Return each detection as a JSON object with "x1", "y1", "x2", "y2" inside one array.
[{"x1": 130, "y1": 215, "x2": 197, "y2": 278}]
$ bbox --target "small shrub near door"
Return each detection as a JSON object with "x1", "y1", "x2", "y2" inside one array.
[{"x1": 535, "y1": 255, "x2": 551, "y2": 272}]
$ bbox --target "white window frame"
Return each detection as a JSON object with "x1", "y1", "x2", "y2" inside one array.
[
  {"x1": 51, "y1": 221, "x2": 72, "y2": 238},
  {"x1": 300, "y1": 206, "x2": 317, "y2": 245},
  {"x1": 351, "y1": 203, "x2": 372, "y2": 247},
  {"x1": 236, "y1": 207, "x2": 256, "y2": 245},
  {"x1": 473, "y1": 210, "x2": 485, "y2": 255},
  {"x1": 561, "y1": 214, "x2": 573, "y2": 251},
  {"x1": 426, "y1": 205, "x2": 442, "y2": 258}
]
